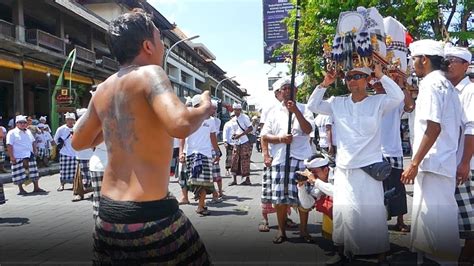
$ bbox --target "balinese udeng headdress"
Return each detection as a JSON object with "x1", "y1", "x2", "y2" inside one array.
[{"x1": 325, "y1": 7, "x2": 413, "y2": 80}]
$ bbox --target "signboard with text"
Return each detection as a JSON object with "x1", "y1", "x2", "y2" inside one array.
[{"x1": 263, "y1": 0, "x2": 294, "y2": 63}]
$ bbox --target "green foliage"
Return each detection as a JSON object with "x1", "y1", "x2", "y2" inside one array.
[{"x1": 277, "y1": 0, "x2": 472, "y2": 100}]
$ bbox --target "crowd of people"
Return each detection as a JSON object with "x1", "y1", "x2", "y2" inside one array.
[{"x1": 0, "y1": 8, "x2": 473, "y2": 266}]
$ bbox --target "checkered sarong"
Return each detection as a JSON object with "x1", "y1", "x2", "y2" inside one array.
[
  {"x1": 0, "y1": 151, "x2": 5, "y2": 163},
  {"x1": 264, "y1": 158, "x2": 304, "y2": 206},
  {"x1": 212, "y1": 150, "x2": 221, "y2": 182},
  {"x1": 60, "y1": 154, "x2": 77, "y2": 184},
  {"x1": 90, "y1": 171, "x2": 103, "y2": 220},
  {"x1": 77, "y1": 159, "x2": 91, "y2": 187},
  {"x1": 11, "y1": 158, "x2": 40, "y2": 185},
  {"x1": 0, "y1": 183, "x2": 5, "y2": 205},
  {"x1": 225, "y1": 145, "x2": 233, "y2": 169},
  {"x1": 37, "y1": 148, "x2": 50, "y2": 160},
  {"x1": 383, "y1": 156, "x2": 403, "y2": 170},
  {"x1": 261, "y1": 166, "x2": 272, "y2": 204},
  {"x1": 185, "y1": 153, "x2": 215, "y2": 196},
  {"x1": 455, "y1": 170, "x2": 474, "y2": 238}
]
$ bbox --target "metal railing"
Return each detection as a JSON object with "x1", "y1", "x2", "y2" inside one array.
[
  {"x1": 0, "y1": 19, "x2": 14, "y2": 38},
  {"x1": 100, "y1": 56, "x2": 119, "y2": 71},
  {"x1": 74, "y1": 45, "x2": 95, "y2": 64},
  {"x1": 26, "y1": 29, "x2": 65, "y2": 54}
]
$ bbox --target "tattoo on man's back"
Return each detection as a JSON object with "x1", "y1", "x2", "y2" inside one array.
[{"x1": 101, "y1": 91, "x2": 137, "y2": 153}]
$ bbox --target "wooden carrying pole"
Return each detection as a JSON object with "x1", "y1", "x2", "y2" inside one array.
[{"x1": 284, "y1": 0, "x2": 301, "y2": 196}]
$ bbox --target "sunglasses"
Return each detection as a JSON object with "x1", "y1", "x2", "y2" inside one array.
[
  {"x1": 446, "y1": 57, "x2": 467, "y2": 64},
  {"x1": 345, "y1": 74, "x2": 368, "y2": 81}
]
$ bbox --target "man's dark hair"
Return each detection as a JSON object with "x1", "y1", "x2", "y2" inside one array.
[
  {"x1": 106, "y1": 9, "x2": 156, "y2": 65},
  {"x1": 425, "y1": 55, "x2": 450, "y2": 72}
]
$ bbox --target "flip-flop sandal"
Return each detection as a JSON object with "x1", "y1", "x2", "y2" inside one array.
[
  {"x1": 300, "y1": 234, "x2": 315, "y2": 243},
  {"x1": 272, "y1": 235, "x2": 287, "y2": 244},
  {"x1": 196, "y1": 209, "x2": 211, "y2": 217},
  {"x1": 57, "y1": 186, "x2": 64, "y2": 192},
  {"x1": 395, "y1": 224, "x2": 410, "y2": 233},
  {"x1": 228, "y1": 181, "x2": 237, "y2": 186},
  {"x1": 17, "y1": 191, "x2": 28, "y2": 196},
  {"x1": 33, "y1": 189, "x2": 47, "y2": 193},
  {"x1": 72, "y1": 195, "x2": 84, "y2": 202},
  {"x1": 258, "y1": 222, "x2": 270, "y2": 232}
]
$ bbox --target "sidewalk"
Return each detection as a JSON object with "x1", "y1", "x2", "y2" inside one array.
[{"x1": 0, "y1": 163, "x2": 60, "y2": 185}]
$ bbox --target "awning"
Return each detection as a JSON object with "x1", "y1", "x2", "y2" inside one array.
[
  {"x1": 23, "y1": 61, "x2": 93, "y2": 85},
  {"x1": 0, "y1": 58, "x2": 23, "y2": 70}
]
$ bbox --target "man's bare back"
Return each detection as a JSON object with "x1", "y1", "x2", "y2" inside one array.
[{"x1": 72, "y1": 65, "x2": 213, "y2": 202}]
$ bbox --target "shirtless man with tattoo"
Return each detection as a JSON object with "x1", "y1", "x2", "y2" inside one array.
[{"x1": 71, "y1": 9, "x2": 213, "y2": 264}]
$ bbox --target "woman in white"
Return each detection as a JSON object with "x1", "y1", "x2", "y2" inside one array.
[
  {"x1": 401, "y1": 40, "x2": 462, "y2": 265},
  {"x1": 307, "y1": 63, "x2": 403, "y2": 264}
]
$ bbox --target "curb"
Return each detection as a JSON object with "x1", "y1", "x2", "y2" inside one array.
[{"x1": 0, "y1": 163, "x2": 60, "y2": 185}]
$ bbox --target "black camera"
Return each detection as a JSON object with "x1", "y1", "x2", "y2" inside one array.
[{"x1": 294, "y1": 171, "x2": 308, "y2": 182}]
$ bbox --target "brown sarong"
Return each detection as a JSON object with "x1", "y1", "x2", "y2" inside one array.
[{"x1": 231, "y1": 142, "x2": 251, "y2": 177}]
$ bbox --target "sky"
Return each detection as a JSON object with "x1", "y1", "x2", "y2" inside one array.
[{"x1": 148, "y1": 0, "x2": 289, "y2": 108}]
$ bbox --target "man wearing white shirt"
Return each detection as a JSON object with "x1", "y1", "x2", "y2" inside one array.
[
  {"x1": 179, "y1": 95, "x2": 220, "y2": 216},
  {"x1": 209, "y1": 109, "x2": 224, "y2": 203},
  {"x1": 444, "y1": 46, "x2": 474, "y2": 265},
  {"x1": 54, "y1": 112, "x2": 77, "y2": 191},
  {"x1": 72, "y1": 109, "x2": 94, "y2": 201},
  {"x1": 401, "y1": 40, "x2": 462, "y2": 264},
  {"x1": 261, "y1": 78, "x2": 314, "y2": 244},
  {"x1": 259, "y1": 80, "x2": 298, "y2": 233},
  {"x1": 35, "y1": 123, "x2": 54, "y2": 167},
  {"x1": 39, "y1": 116, "x2": 51, "y2": 134},
  {"x1": 373, "y1": 79, "x2": 415, "y2": 233},
  {"x1": 6, "y1": 115, "x2": 45, "y2": 194},
  {"x1": 89, "y1": 142, "x2": 107, "y2": 220},
  {"x1": 314, "y1": 114, "x2": 334, "y2": 156},
  {"x1": 222, "y1": 112, "x2": 235, "y2": 176},
  {"x1": 229, "y1": 103, "x2": 253, "y2": 186},
  {"x1": 307, "y1": 63, "x2": 404, "y2": 264}
]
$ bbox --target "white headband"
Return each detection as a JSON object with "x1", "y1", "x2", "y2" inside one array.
[{"x1": 304, "y1": 157, "x2": 329, "y2": 168}]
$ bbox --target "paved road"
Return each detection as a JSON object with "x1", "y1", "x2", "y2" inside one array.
[{"x1": 0, "y1": 148, "x2": 435, "y2": 265}]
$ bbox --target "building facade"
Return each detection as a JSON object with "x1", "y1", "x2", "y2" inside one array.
[{"x1": 0, "y1": 0, "x2": 248, "y2": 131}]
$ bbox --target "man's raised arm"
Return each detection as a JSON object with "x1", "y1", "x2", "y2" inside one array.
[{"x1": 145, "y1": 66, "x2": 213, "y2": 139}]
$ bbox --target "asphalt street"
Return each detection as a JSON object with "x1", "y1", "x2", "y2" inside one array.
[{"x1": 0, "y1": 147, "x2": 437, "y2": 265}]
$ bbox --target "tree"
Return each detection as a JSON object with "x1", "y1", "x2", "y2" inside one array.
[{"x1": 277, "y1": 0, "x2": 473, "y2": 101}]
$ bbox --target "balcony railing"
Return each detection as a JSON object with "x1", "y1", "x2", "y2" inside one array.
[
  {"x1": 100, "y1": 56, "x2": 119, "y2": 71},
  {"x1": 0, "y1": 19, "x2": 14, "y2": 38},
  {"x1": 26, "y1": 29, "x2": 65, "y2": 55},
  {"x1": 74, "y1": 45, "x2": 95, "y2": 65}
]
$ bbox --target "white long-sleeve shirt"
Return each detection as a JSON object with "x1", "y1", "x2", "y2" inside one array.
[
  {"x1": 454, "y1": 77, "x2": 474, "y2": 170},
  {"x1": 307, "y1": 75, "x2": 404, "y2": 169}
]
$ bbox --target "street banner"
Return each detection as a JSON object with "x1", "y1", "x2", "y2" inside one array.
[{"x1": 262, "y1": 0, "x2": 294, "y2": 63}]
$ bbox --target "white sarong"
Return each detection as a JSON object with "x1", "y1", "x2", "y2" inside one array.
[
  {"x1": 332, "y1": 168, "x2": 389, "y2": 256},
  {"x1": 410, "y1": 172, "x2": 461, "y2": 263}
]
